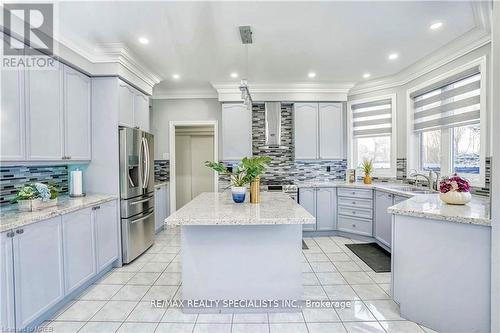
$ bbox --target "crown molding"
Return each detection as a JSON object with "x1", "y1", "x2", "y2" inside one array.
[
  {"x1": 211, "y1": 82, "x2": 354, "y2": 102},
  {"x1": 56, "y1": 36, "x2": 162, "y2": 90},
  {"x1": 349, "y1": 28, "x2": 491, "y2": 96},
  {"x1": 152, "y1": 89, "x2": 218, "y2": 100}
]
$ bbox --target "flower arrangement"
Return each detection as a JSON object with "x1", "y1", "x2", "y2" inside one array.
[
  {"x1": 12, "y1": 183, "x2": 59, "y2": 211},
  {"x1": 438, "y1": 175, "x2": 471, "y2": 205}
]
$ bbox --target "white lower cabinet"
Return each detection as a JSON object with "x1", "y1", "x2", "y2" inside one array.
[
  {"x1": 12, "y1": 217, "x2": 65, "y2": 328},
  {"x1": 94, "y1": 200, "x2": 119, "y2": 271},
  {"x1": 374, "y1": 191, "x2": 394, "y2": 247},
  {"x1": 154, "y1": 184, "x2": 170, "y2": 232},
  {"x1": 299, "y1": 187, "x2": 336, "y2": 231},
  {"x1": 62, "y1": 208, "x2": 96, "y2": 294},
  {"x1": 1, "y1": 199, "x2": 119, "y2": 331}
]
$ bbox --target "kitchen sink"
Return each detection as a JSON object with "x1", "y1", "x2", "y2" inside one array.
[{"x1": 388, "y1": 185, "x2": 436, "y2": 194}]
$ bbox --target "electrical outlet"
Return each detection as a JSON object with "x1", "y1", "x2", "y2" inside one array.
[{"x1": 326, "y1": 166, "x2": 331, "y2": 172}]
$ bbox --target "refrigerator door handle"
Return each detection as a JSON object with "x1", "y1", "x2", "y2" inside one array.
[
  {"x1": 130, "y1": 211, "x2": 154, "y2": 224},
  {"x1": 141, "y1": 137, "x2": 148, "y2": 189},
  {"x1": 144, "y1": 137, "x2": 151, "y2": 188}
]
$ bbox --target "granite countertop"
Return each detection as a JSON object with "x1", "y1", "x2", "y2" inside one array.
[
  {"x1": 154, "y1": 181, "x2": 169, "y2": 187},
  {"x1": 0, "y1": 194, "x2": 118, "y2": 233},
  {"x1": 295, "y1": 181, "x2": 422, "y2": 197},
  {"x1": 388, "y1": 194, "x2": 491, "y2": 226},
  {"x1": 166, "y1": 192, "x2": 315, "y2": 226}
]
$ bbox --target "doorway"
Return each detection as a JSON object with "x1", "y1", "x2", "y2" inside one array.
[{"x1": 169, "y1": 121, "x2": 218, "y2": 211}]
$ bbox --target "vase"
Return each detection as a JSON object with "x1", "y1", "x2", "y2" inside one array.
[
  {"x1": 231, "y1": 186, "x2": 246, "y2": 203},
  {"x1": 18, "y1": 198, "x2": 58, "y2": 212},
  {"x1": 363, "y1": 175, "x2": 372, "y2": 184},
  {"x1": 439, "y1": 191, "x2": 471, "y2": 205},
  {"x1": 250, "y1": 176, "x2": 261, "y2": 203}
]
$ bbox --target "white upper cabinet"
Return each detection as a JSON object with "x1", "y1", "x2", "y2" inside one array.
[
  {"x1": 64, "y1": 65, "x2": 91, "y2": 160},
  {"x1": 26, "y1": 60, "x2": 64, "y2": 160},
  {"x1": 294, "y1": 103, "x2": 319, "y2": 160},
  {"x1": 319, "y1": 103, "x2": 343, "y2": 159},
  {"x1": 0, "y1": 52, "x2": 25, "y2": 161},
  {"x1": 222, "y1": 103, "x2": 252, "y2": 160},
  {"x1": 294, "y1": 102, "x2": 343, "y2": 160},
  {"x1": 134, "y1": 92, "x2": 150, "y2": 132},
  {"x1": 118, "y1": 82, "x2": 135, "y2": 128}
]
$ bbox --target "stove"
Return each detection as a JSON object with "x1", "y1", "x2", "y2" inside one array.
[{"x1": 264, "y1": 184, "x2": 298, "y2": 201}]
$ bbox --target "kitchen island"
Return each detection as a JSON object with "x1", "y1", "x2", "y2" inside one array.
[
  {"x1": 389, "y1": 194, "x2": 491, "y2": 333},
  {"x1": 165, "y1": 192, "x2": 315, "y2": 313}
]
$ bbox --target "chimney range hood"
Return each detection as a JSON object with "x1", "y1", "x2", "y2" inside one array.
[{"x1": 260, "y1": 102, "x2": 289, "y2": 150}]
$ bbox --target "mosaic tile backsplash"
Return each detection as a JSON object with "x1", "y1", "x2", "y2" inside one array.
[
  {"x1": 0, "y1": 165, "x2": 69, "y2": 206},
  {"x1": 154, "y1": 160, "x2": 170, "y2": 182},
  {"x1": 219, "y1": 104, "x2": 347, "y2": 188}
]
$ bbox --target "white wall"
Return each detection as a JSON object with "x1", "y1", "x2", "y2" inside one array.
[
  {"x1": 150, "y1": 98, "x2": 222, "y2": 160},
  {"x1": 348, "y1": 43, "x2": 492, "y2": 159}
]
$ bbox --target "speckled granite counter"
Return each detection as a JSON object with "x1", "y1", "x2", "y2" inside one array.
[
  {"x1": 154, "y1": 181, "x2": 169, "y2": 188},
  {"x1": 166, "y1": 192, "x2": 315, "y2": 226},
  {"x1": 296, "y1": 181, "x2": 430, "y2": 197},
  {"x1": 0, "y1": 194, "x2": 117, "y2": 232},
  {"x1": 388, "y1": 193, "x2": 490, "y2": 226}
]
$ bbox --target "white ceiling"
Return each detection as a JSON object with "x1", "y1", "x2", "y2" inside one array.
[{"x1": 57, "y1": 1, "x2": 480, "y2": 95}]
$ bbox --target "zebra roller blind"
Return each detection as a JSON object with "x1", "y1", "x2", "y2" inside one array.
[
  {"x1": 411, "y1": 67, "x2": 481, "y2": 132},
  {"x1": 352, "y1": 98, "x2": 392, "y2": 137}
]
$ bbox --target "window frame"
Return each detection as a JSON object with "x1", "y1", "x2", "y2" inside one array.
[
  {"x1": 347, "y1": 94, "x2": 397, "y2": 178},
  {"x1": 407, "y1": 57, "x2": 487, "y2": 187}
]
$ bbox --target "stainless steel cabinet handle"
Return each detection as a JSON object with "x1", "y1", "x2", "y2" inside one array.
[
  {"x1": 16, "y1": 229, "x2": 24, "y2": 234},
  {"x1": 92, "y1": 206, "x2": 101, "y2": 210},
  {"x1": 6, "y1": 231, "x2": 15, "y2": 238},
  {"x1": 130, "y1": 211, "x2": 154, "y2": 224}
]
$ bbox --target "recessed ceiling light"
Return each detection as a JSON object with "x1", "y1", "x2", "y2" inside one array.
[
  {"x1": 363, "y1": 73, "x2": 371, "y2": 79},
  {"x1": 172, "y1": 74, "x2": 180, "y2": 80},
  {"x1": 230, "y1": 72, "x2": 238, "y2": 78},
  {"x1": 388, "y1": 53, "x2": 399, "y2": 60},
  {"x1": 429, "y1": 22, "x2": 443, "y2": 30},
  {"x1": 138, "y1": 37, "x2": 149, "y2": 44},
  {"x1": 308, "y1": 72, "x2": 316, "y2": 78}
]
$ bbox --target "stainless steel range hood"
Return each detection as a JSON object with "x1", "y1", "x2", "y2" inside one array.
[{"x1": 260, "y1": 102, "x2": 289, "y2": 150}]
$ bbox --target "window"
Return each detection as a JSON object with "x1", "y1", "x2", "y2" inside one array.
[
  {"x1": 348, "y1": 97, "x2": 396, "y2": 176},
  {"x1": 411, "y1": 64, "x2": 485, "y2": 186}
]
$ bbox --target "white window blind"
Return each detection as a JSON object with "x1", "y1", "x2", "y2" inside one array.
[
  {"x1": 351, "y1": 99, "x2": 392, "y2": 137},
  {"x1": 411, "y1": 67, "x2": 481, "y2": 132}
]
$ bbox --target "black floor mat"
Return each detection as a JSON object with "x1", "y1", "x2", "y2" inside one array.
[
  {"x1": 302, "y1": 240, "x2": 309, "y2": 250},
  {"x1": 345, "y1": 243, "x2": 391, "y2": 273}
]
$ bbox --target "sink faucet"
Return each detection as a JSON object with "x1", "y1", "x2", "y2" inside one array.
[{"x1": 409, "y1": 170, "x2": 439, "y2": 190}]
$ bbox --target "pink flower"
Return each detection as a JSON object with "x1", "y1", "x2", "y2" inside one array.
[{"x1": 439, "y1": 175, "x2": 470, "y2": 193}]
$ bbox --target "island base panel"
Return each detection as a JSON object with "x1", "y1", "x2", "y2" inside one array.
[{"x1": 181, "y1": 224, "x2": 303, "y2": 313}]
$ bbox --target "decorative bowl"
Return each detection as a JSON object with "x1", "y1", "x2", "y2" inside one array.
[{"x1": 439, "y1": 191, "x2": 471, "y2": 205}]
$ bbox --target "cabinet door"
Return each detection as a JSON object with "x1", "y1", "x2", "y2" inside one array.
[
  {"x1": 118, "y1": 82, "x2": 135, "y2": 128},
  {"x1": 1, "y1": 48, "x2": 25, "y2": 161},
  {"x1": 64, "y1": 65, "x2": 91, "y2": 160},
  {"x1": 95, "y1": 200, "x2": 119, "y2": 271},
  {"x1": 222, "y1": 103, "x2": 252, "y2": 160},
  {"x1": 299, "y1": 188, "x2": 316, "y2": 231},
  {"x1": 294, "y1": 103, "x2": 318, "y2": 160},
  {"x1": 375, "y1": 191, "x2": 393, "y2": 247},
  {"x1": 13, "y1": 217, "x2": 64, "y2": 328},
  {"x1": 165, "y1": 183, "x2": 170, "y2": 218},
  {"x1": 1, "y1": 232, "x2": 15, "y2": 331},
  {"x1": 154, "y1": 185, "x2": 166, "y2": 232},
  {"x1": 26, "y1": 60, "x2": 64, "y2": 160},
  {"x1": 319, "y1": 103, "x2": 343, "y2": 159},
  {"x1": 316, "y1": 188, "x2": 337, "y2": 231},
  {"x1": 62, "y1": 208, "x2": 96, "y2": 294},
  {"x1": 134, "y1": 92, "x2": 149, "y2": 131}
]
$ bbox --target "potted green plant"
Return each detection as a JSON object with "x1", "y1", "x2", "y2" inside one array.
[
  {"x1": 240, "y1": 156, "x2": 272, "y2": 203},
  {"x1": 12, "y1": 182, "x2": 59, "y2": 211},
  {"x1": 205, "y1": 161, "x2": 248, "y2": 203},
  {"x1": 360, "y1": 159, "x2": 373, "y2": 184}
]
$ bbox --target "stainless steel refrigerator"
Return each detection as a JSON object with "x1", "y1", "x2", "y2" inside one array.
[{"x1": 119, "y1": 127, "x2": 155, "y2": 264}]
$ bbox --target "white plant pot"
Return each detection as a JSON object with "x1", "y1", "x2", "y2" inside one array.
[
  {"x1": 231, "y1": 186, "x2": 247, "y2": 203},
  {"x1": 18, "y1": 198, "x2": 58, "y2": 212},
  {"x1": 439, "y1": 191, "x2": 471, "y2": 205}
]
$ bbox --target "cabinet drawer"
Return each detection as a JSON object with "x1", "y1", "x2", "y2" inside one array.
[
  {"x1": 337, "y1": 216, "x2": 372, "y2": 236},
  {"x1": 338, "y1": 197, "x2": 372, "y2": 209},
  {"x1": 338, "y1": 188, "x2": 373, "y2": 199},
  {"x1": 338, "y1": 206, "x2": 373, "y2": 219}
]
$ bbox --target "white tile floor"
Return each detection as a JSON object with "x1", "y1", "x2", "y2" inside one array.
[{"x1": 42, "y1": 227, "x2": 438, "y2": 333}]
